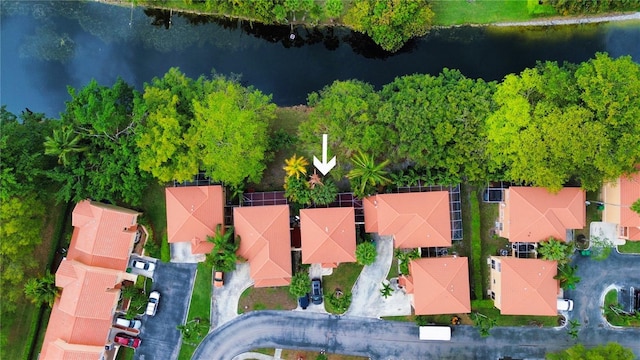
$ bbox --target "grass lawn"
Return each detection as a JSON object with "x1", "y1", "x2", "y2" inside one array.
[
  {"x1": 472, "y1": 300, "x2": 557, "y2": 327},
  {"x1": 387, "y1": 257, "x2": 399, "y2": 280},
  {"x1": 115, "y1": 347, "x2": 135, "y2": 360},
  {"x1": 479, "y1": 200, "x2": 505, "y2": 297},
  {"x1": 238, "y1": 286, "x2": 297, "y2": 313},
  {"x1": 177, "y1": 262, "x2": 212, "y2": 360},
  {"x1": 431, "y1": 0, "x2": 556, "y2": 26},
  {"x1": 139, "y1": 181, "x2": 169, "y2": 261},
  {"x1": 322, "y1": 263, "x2": 364, "y2": 314},
  {"x1": 469, "y1": 189, "x2": 483, "y2": 300},
  {"x1": 618, "y1": 241, "x2": 640, "y2": 254}
]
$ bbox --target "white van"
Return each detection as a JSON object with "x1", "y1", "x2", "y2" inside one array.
[
  {"x1": 557, "y1": 299, "x2": 574, "y2": 311},
  {"x1": 419, "y1": 326, "x2": 451, "y2": 341}
]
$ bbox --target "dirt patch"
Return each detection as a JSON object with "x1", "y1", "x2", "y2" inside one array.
[{"x1": 238, "y1": 286, "x2": 297, "y2": 313}]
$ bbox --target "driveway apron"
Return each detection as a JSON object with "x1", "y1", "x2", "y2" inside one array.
[{"x1": 135, "y1": 262, "x2": 197, "y2": 360}]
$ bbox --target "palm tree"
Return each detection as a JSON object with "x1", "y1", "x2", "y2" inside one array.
[
  {"x1": 380, "y1": 282, "x2": 393, "y2": 299},
  {"x1": 44, "y1": 126, "x2": 87, "y2": 166},
  {"x1": 346, "y1": 151, "x2": 391, "y2": 198},
  {"x1": 555, "y1": 264, "x2": 581, "y2": 290},
  {"x1": 24, "y1": 271, "x2": 59, "y2": 307},
  {"x1": 308, "y1": 170, "x2": 323, "y2": 189},
  {"x1": 206, "y1": 224, "x2": 240, "y2": 272},
  {"x1": 284, "y1": 154, "x2": 309, "y2": 179}
]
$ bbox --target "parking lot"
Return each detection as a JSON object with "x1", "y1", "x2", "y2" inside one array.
[{"x1": 134, "y1": 262, "x2": 197, "y2": 360}]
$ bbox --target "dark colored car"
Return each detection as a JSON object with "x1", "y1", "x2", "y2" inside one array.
[
  {"x1": 114, "y1": 333, "x2": 141, "y2": 349},
  {"x1": 311, "y1": 278, "x2": 323, "y2": 305},
  {"x1": 298, "y1": 293, "x2": 310, "y2": 310}
]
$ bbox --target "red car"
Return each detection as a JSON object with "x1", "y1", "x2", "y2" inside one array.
[{"x1": 114, "y1": 333, "x2": 141, "y2": 349}]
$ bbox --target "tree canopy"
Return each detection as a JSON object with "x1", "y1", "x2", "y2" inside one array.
[
  {"x1": 46, "y1": 78, "x2": 152, "y2": 205},
  {"x1": 343, "y1": 0, "x2": 434, "y2": 52},
  {"x1": 487, "y1": 53, "x2": 640, "y2": 191},
  {"x1": 137, "y1": 68, "x2": 275, "y2": 189}
]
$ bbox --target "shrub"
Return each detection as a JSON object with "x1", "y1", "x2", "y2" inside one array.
[{"x1": 355, "y1": 241, "x2": 377, "y2": 265}]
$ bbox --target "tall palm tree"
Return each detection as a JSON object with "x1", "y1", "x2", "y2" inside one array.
[
  {"x1": 283, "y1": 154, "x2": 309, "y2": 179},
  {"x1": 24, "y1": 271, "x2": 60, "y2": 307},
  {"x1": 44, "y1": 126, "x2": 87, "y2": 166},
  {"x1": 347, "y1": 151, "x2": 391, "y2": 197}
]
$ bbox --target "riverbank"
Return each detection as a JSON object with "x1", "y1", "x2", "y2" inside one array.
[{"x1": 493, "y1": 11, "x2": 640, "y2": 27}]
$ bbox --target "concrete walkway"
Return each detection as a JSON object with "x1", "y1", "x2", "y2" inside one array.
[
  {"x1": 170, "y1": 242, "x2": 204, "y2": 263},
  {"x1": 211, "y1": 262, "x2": 254, "y2": 328},
  {"x1": 346, "y1": 234, "x2": 411, "y2": 317},
  {"x1": 494, "y1": 11, "x2": 640, "y2": 27},
  {"x1": 232, "y1": 352, "x2": 277, "y2": 360}
]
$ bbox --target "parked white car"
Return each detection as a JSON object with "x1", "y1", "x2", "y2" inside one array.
[
  {"x1": 557, "y1": 299, "x2": 574, "y2": 311},
  {"x1": 146, "y1": 291, "x2": 160, "y2": 316},
  {"x1": 115, "y1": 316, "x2": 142, "y2": 330},
  {"x1": 132, "y1": 260, "x2": 156, "y2": 272}
]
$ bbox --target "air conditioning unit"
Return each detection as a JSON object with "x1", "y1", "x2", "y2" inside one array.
[{"x1": 105, "y1": 343, "x2": 115, "y2": 351}]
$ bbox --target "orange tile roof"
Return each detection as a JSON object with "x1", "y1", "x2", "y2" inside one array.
[
  {"x1": 409, "y1": 257, "x2": 470, "y2": 315},
  {"x1": 363, "y1": 196, "x2": 379, "y2": 233},
  {"x1": 234, "y1": 205, "x2": 292, "y2": 287},
  {"x1": 365, "y1": 193, "x2": 451, "y2": 248},
  {"x1": 166, "y1": 185, "x2": 224, "y2": 254},
  {"x1": 67, "y1": 200, "x2": 140, "y2": 270},
  {"x1": 40, "y1": 259, "x2": 123, "y2": 359},
  {"x1": 300, "y1": 207, "x2": 356, "y2": 265},
  {"x1": 495, "y1": 257, "x2": 558, "y2": 316},
  {"x1": 41, "y1": 339, "x2": 105, "y2": 360},
  {"x1": 501, "y1": 187, "x2": 585, "y2": 243},
  {"x1": 619, "y1": 172, "x2": 640, "y2": 229}
]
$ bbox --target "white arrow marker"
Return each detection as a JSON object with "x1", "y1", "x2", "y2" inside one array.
[{"x1": 313, "y1": 134, "x2": 336, "y2": 175}]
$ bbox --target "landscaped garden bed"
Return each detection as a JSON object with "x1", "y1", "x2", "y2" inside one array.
[
  {"x1": 322, "y1": 263, "x2": 364, "y2": 314},
  {"x1": 603, "y1": 289, "x2": 640, "y2": 327},
  {"x1": 252, "y1": 348, "x2": 369, "y2": 360}
]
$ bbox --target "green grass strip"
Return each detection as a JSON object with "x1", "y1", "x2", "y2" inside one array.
[{"x1": 470, "y1": 191, "x2": 484, "y2": 300}]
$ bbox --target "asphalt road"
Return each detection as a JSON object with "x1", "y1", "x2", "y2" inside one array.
[
  {"x1": 135, "y1": 262, "x2": 197, "y2": 360},
  {"x1": 194, "y1": 251, "x2": 640, "y2": 360}
]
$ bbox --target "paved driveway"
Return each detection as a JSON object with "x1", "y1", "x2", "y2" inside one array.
[{"x1": 134, "y1": 262, "x2": 197, "y2": 360}]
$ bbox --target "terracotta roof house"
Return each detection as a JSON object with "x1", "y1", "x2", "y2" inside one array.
[
  {"x1": 39, "y1": 201, "x2": 144, "y2": 360},
  {"x1": 363, "y1": 192, "x2": 451, "y2": 248},
  {"x1": 602, "y1": 172, "x2": 640, "y2": 241},
  {"x1": 489, "y1": 256, "x2": 558, "y2": 316},
  {"x1": 497, "y1": 187, "x2": 585, "y2": 243},
  {"x1": 300, "y1": 207, "x2": 356, "y2": 268},
  {"x1": 67, "y1": 200, "x2": 141, "y2": 271},
  {"x1": 166, "y1": 185, "x2": 225, "y2": 255},
  {"x1": 234, "y1": 205, "x2": 292, "y2": 287},
  {"x1": 40, "y1": 260, "x2": 126, "y2": 360},
  {"x1": 402, "y1": 257, "x2": 471, "y2": 315}
]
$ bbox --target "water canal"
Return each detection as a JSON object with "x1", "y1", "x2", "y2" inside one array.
[{"x1": 1, "y1": 1, "x2": 639, "y2": 117}]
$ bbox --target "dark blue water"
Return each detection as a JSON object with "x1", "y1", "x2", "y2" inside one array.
[{"x1": 1, "y1": 1, "x2": 639, "y2": 117}]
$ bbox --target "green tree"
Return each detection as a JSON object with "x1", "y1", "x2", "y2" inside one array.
[
  {"x1": 324, "y1": 0, "x2": 344, "y2": 18},
  {"x1": 378, "y1": 70, "x2": 496, "y2": 183},
  {"x1": 546, "y1": 342, "x2": 634, "y2": 360},
  {"x1": 471, "y1": 312, "x2": 496, "y2": 337},
  {"x1": 206, "y1": 225, "x2": 240, "y2": 273},
  {"x1": 177, "y1": 318, "x2": 210, "y2": 345},
  {"x1": 309, "y1": 179, "x2": 338, "y2": 206},
  {"x1": 0, "y1": 107, "x2": 55, "y2": 201},
  {"x1": 632, "y1": 198, "x2": 640, "y2": 215},
  {"x1": 380, "y1": 281, "x2": 393, "y2": 299},
  {"x1": 554, "y1": 264, "x2": 581, "y2": 291},
  {"x1": 49, "y1": 77, "x2": 152, "y2": 205},
  {"x1": 0, "y1": 195, "x2": 44, "y2": 315},
  {"x1": 137, "y1": 68, "x2": 275, "y2": 188},
  {"x1": 343, "y1": 0, "x2": 434, "y2": 52},
  {"x1": 284, "y1": 176, "x2": 312, "y2": 205},
  {"x1": 284, "y1": 154, "x2": 309, "y2": 179},
  {"x1": 589, "y1": 235, "x2": 613, "y2": 261},
  {"x1": 24, "y1": 271, "x2": 59, "y2": 307},
  {"x1": 299, "y1": 80, "x2": 393, "y2": 178},
  {"x1": 487, "y1": 54, "x2": 640, "y2": 191},
  {"x1": 289, "y1": 272, "x2": 311, "y2": 297},
  {"x1": 190, "y1": 80, "x2": 275, "y2": 188},
  {"x1": 355, "y1": 241, "x2": 377, "y2": 266},
  {"x1": 346, "y1": 151, "x2": 391, "y2": 198},
  {"x1": 43, "y1": 125, "x2": 88, "y2": 166},
  {"x1": 538, "y1": 237, "x2": 573, "y2": 265}
]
